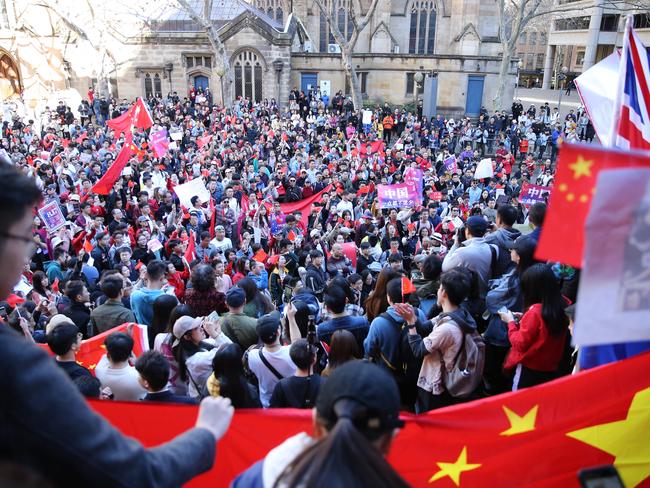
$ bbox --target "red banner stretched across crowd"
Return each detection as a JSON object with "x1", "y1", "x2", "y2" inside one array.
[{"x1": 91, "y1": 351, "x2": 650, "y2": 487}]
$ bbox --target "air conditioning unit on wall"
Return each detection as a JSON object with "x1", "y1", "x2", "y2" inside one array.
[
  {"x1": 393, "y1": 45, "x2": 400, "y2": 54},
  {"x1": 328, "y1": 43, "x2": 342, "y2": 54}
]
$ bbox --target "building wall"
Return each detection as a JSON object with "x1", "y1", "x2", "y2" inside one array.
[{"x1": 291, "y1": 52, "x2": 513, "y2": 115}]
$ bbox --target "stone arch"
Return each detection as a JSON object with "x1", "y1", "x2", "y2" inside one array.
[
  {"x1": 0, "y1": 49, "x2": 22, "y2": 99},
  {"x1": 230, "y1": 46, "x2": 269, "y2": 72},
  {"x1": 187, "y1": 66, "x2": 213, "y2": 92},
  {"x1": 231, "y1": 49, "x2": 266, "y2": 102}
]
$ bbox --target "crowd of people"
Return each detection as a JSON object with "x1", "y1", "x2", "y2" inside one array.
[{"x1": 0, "y1": 86, "x2": 588, "y2": 485}]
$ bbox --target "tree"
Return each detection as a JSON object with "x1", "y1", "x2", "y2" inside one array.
[
  {"x1": 312, "y1": 0, "x2": 380, "y2": 110},
  {"x1": 176, "y1": 0, "x2": 234, "y2": 107},
  {"x1": 493, "y1": 0, "x2": 604, "y2": 110}
]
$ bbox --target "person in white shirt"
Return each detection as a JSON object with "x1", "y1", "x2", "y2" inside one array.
[
  {"x1": 210, "y1": 225, "x2": 233, "y2": 252},
  {"x1": 95, "y1": 332, "x2": 146, "y2": 401},
  {"x1": 247, "y1": 312, "x2": 296, "y2": 407}
]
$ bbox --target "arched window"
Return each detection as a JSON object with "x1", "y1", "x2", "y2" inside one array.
[
  {"x1": 319, "y1": 0, "x2": 353, "y2": 52},
  {"x1": 154, "y1": 73, "x2": 162, "y2": 97},
  {"x1": 0, "y1": 51, "x2": 22, "y2": 99},
  {"x1": 409, "y1": 0, "x2": 436, "y2": 54},
  {"x1": 144, "y1": 73, "x2": 153, "y2": 98},
  {"x1": 233, "y1": 50, "x2": 263, "y2": 102}
]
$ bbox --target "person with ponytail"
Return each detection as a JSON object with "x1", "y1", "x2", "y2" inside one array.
[
  {"x1": 232, "y1": 361, "x2": 409, "y2": 488},
  {"x1": 499, "y1": 263, "x2": 570, "y2": 391}
]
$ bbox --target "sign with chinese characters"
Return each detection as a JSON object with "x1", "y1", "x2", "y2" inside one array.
[
  {"x1": 38, "y1": 200, "x2": 66, "y2": 232},
  {"x1": 377, "y1": 184, "x2": 419, "y2": 209},
  {"x1": 519, "y1": 183, "x2": 551, "y2": 206},
  {"x1": 404, "y1": 167, "x2": 424, "y2": 196}
]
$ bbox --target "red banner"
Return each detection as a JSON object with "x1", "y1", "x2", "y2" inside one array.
[{"x1": 91, "y1": 351, "x2": 650, "y2": 487}]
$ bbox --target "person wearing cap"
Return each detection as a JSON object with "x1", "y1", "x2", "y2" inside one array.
[
  {"x1": 483, "y1": 235, "x2": 537, "y2": 394},
  {"x1": 232, "y1": 361, "x2": 408, "y2": 487},
  {"x1": 171, "y1": 315, "x2": 233, "y2": 398},
  {"x1": 219, "y1": 287, "x2": 258, "y2": 350},
  {"x1": 430, "y1": 232, "x2": 447, "y2": 257},
  {"x1": 442, "y1": 215, "x2": 495, "y2": 299},
  {"x1": 246, "y1": 312, "x2": 297, "y2": 407},
  {"x1": 210, "y1": 224, "x2": 233, "y2": 253}
]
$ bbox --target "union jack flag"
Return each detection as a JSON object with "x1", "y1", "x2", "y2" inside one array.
[{"x1": 612, "y1": 19, "x2": 650, "y2": 150}]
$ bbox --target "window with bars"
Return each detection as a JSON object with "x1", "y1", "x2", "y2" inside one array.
[
  {"x1": 253, "y1": 0, "x2": 285, "y2": 23},
  {"x1": 344, "y1": 72, "x2": 368, "y2": 95},
  {"x1": 233, "y1": 51, "x2": 263, "y2": 102},
  {"x1": 143, "y1": 72, "x2": 162, "y2": 98},
  {"x1": 529, "y1": 32, "x2": 537, "y2": 45},
  {"x1": 536, "y1": 53, "x2": 545, "y2": 69},
  {"x1": 319, "y1": 0, "x2": 354, "y2": 52},
  {"x1": 409, "y1": 0, "x2": 436, "y2": 54},
  {"x1": 185, "y1": 55, "x2": 212, "y2": 69}
]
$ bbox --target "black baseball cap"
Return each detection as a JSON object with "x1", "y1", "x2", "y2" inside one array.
[
  {"x1": 316, "y1": 361, "x2": 404, "y2": 434},
  {"x1": 256, "y1": 311, "x2": 281, "y2": 344},
  {"x1": 507, "y1": 235, "x2": 537, "y2": 256},
  {"x1": 465, "y1": 216, "x2": 489, "y2": 237}
]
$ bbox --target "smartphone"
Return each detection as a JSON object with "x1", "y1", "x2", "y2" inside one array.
[
  {"x1": 578, "y1": 466, "x2": 624, "y2": 488},
  {"x1": 498, "y1": 306, "x2": 509, "y2": 315}
]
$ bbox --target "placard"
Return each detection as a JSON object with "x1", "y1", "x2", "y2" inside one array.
[{"x1": 38, "y1": 201, "x2": 66, "y2": 232}]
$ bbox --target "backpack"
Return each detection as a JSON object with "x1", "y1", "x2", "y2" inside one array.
[
  {"x1": 377, "y1": 312, "x2": 425, "y2": 407},
  {"x1": 441, "y1": 318, "x2": 486, "y2": 398}
]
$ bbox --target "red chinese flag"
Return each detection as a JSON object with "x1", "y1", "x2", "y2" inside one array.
[
  {"x1": 209, "y1": 198, "x2": 216, "y2": 239},
  {"x1": 401, "y1": 276, "x2": 416, "y2": 300},
  {"x1": 287, "y1": 230, "x2": 296, "y2": 242},
  {"x1": 6, "y1": 293, "x2": 25, "y2": 308},
  {"x1": 83, "y1": 240, "x2": 94, "y2": 253},
  {"x1": 253, "y1": 249, "x2": 268, "y2": 263},
  {"x1": 91, "y1": 144, "x2": 135, "y2": 195},
  {"x1": 133, "y1": 97, "x2": 154, "y2": 130},
  {"x1": 51, "y1": 278, "x2": 59, "y2": 293},
  {"x1": 184, "y1": 231, "x2": 196, "y2": 263},
  {"x1": 536, "y1": 143, "x2": 650, "y2": 267},
  {"x1": 89, "y1": 348, "x2": 650, "y2": 487},
  {"x1": 106, "y1": 106, "x2": 135, "y2": 140}
]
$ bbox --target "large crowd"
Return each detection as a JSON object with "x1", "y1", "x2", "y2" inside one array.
[{"x1": 0, "y1": 86, "x2": 590, "y2": 485}]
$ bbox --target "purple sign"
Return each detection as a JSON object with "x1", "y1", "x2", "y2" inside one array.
[
  {"x1": 404, "y1": 167, "x2": 424, "y2": 195},
  {"x1": 38, "y1": 200, "x2": 66, "y2": 232},
  {"x1": 377, "y1": 184, "x2": 420, "y2": 209},
  {"x1": 519, "y1": 183, "x2": 552, "y2": 206},
  {"x1": 444, "y1": 155, "x2": 458, "y2": 173}
]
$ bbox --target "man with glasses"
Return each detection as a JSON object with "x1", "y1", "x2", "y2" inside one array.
[{"x1": 0, "y1": 161, "x2": 234, "y2": 486}]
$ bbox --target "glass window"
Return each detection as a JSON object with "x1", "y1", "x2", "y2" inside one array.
[
  {"x1": 409, "y1": 1, "x2": 436, "y2": 54},
  {"x1": 600, "y1": 14, "x2": 619, "y2": 32},
  {"x1": 234, "y1": 51, "x2": 263, "y2": 102},
  {"x1": 144, "y1": 73, "x2": 152, "y2": 98},
  {"x1": 530, "y1": 32, "x2": 537, "y2": 45},
  {"x1": 187, "y1": 57, "x2": 194, "y2": 68},
  {"x1": 634, "y1": 14, "x2": 650, "y2": 29},
  {"x1": 154, "y1": 73, "x2": 162, "y2": 97}
]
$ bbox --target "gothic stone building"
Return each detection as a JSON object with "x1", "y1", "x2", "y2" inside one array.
[{"x1": 1, "y1": 0, "x2": 515, "y2": 117}]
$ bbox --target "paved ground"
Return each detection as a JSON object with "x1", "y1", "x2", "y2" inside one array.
[{"x1": 515, "y1": 87, "x2": 583, "y2": 118}]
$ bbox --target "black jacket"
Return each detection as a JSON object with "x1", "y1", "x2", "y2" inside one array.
[
  {"x1": 63, "y1": 301, "x2": 91, "y2": 338},
  {"x1": 304, "y1": 264, "x2": 327, "y2": 297},
  {"x1": 0, "y1": 326, "x2": 215, "y2": 487}
]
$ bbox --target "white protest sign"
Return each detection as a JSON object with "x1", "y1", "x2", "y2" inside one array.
[
  {"x1": 474, "y1": 158, "x2": 494, "y2": 180},
  {"x1": 173, "y1": 177, "x2": 210, "y2": 209}
]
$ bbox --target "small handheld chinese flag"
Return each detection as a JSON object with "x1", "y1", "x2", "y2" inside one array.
[
  {"x1": 83, "y1": 240, "x2": 94, "y2": 253},
  {"x1": 287, "y1": 230, "x2": 296, "y2": 242},
  {"x1": 401, "y1": 276, "x2": 416, "y2": 302},
  {"x1": 184, "y1": 231, "x2": 196, "y2": 263},
  {"x1": 253, "y1": 249, "x2": 268, "y2": 263}
]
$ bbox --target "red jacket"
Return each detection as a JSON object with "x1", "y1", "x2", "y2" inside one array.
[{"x1": 504, "y1": 304, "x2": 567, "y2": 372}]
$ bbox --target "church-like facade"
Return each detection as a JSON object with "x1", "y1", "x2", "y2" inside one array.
[{"x1": 1, "y1": 0, "x2": 515, "y2": 116}]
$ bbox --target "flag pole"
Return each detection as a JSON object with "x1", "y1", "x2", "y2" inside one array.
[{"x1": 608, "y1": 15, "x2": 633, "y2": 147}]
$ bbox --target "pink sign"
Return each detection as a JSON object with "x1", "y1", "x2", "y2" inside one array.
[
  {"x1": 377, "y1": 184, "x2": 420, "y2": 209},
  {"x1": 149, "y1": 129, "x2": 169, "y2": 158},
  {"x1": 404, "y1": 167, "x2": 423, "y2": 196},
  {"x1": 519, "y1": 183, "x2": 552, "y2": 206},
  {"x1": 38, "y1": 200, "x2": 66, "y2": 232}
]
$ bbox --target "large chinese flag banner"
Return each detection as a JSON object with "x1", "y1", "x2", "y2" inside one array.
[{"x1": 91, "y1": 352, "x2": 650, "y2": 488}]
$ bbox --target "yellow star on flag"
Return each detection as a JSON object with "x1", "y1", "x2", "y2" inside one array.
[
  {"x1": 429, "y1": 446, "x2": 481, "y2": 486},
  {"x1": 568, "y1": 155, "x2": 594, "y2": 179},
  {"x1": 500, "y1": 405, "x2": 538, "y2": 436},
  {"x1": 566, "y1": 387, "x2": 650, "y2": 487}
]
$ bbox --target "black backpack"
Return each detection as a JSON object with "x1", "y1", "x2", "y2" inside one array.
[{"x1": 377, "y1": 312, "x2": 425, "y2": 408}]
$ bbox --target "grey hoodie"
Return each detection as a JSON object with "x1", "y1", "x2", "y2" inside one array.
[{"x1": 484, "y1": 227, "x2": 522, "y2": 277}]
